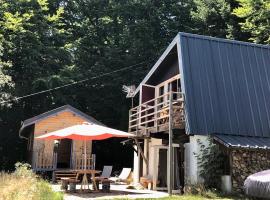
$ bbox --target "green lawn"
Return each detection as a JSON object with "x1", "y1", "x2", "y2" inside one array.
[
  {"x1": 148, "y1": 195, "x2": 240, "y2": 200},
  {"x1": 117, "y1": 192, "x2": 244, "y2": 200}
]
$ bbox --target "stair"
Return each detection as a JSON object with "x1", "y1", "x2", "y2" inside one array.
[{"x1": 55, "y1": 170, "x2": 77, "y2": 182}]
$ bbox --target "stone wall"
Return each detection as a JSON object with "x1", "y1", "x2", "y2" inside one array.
[{"x1": 231, "y1": 149, "x2": 270, "y2": 192}]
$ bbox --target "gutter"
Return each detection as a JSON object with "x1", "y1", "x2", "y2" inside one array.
[{"x1": 19, "y1": 122, "x2": 29, "y2": 140}]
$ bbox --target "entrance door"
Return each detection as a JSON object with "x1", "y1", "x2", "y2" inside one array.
[
  {"x1": 153, "y1": 145, "x2": 183, "y2": 192},
  {"x1": 57, "y1": 139, "x2": 72, "y2": 168}
]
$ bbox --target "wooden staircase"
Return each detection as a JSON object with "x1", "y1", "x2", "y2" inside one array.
[{"x1": 55, "y1": 170, "x2": 78, "y2": 182}]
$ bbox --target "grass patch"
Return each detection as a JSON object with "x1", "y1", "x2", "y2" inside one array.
[
  {"x1": 0, "y1": 163, "x2": 63, "y2": 200},
  {"x1": 115, "y1": 190, "x2": 243, "y2": 200}
]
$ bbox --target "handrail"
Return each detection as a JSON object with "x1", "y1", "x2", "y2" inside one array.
[
  {"x1": 130, "y1": 92, "x2": 183, "y2": 112},
  {"x1": 128, "y1": 92, "x2": 185, "y2": 133}
]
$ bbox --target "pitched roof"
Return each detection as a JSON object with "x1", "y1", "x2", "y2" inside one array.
[
  {"x1": 135, "y1": 32, "x2": 270, "y2": 137},
  {"x1": 19, "y1": 105, "x2": 103, "y2": 138},
  {"x1": 135, "y1": 33, "x2": 270, "y2": 95},
  {"x1": 179, "y1": 33, "x2": 270, "y2": 137},
  {"x1": 214, "y1": 134, "x2": 270, "y2": 150}
]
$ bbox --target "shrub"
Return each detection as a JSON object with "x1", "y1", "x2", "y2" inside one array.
[
  {"x1": 0, "y1": 162, "x2": 63, "y2": 200},
  {"x1": 195, "y1": 136, "x2": 226, "y2": 189}
]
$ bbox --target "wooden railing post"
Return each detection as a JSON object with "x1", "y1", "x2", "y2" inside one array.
[
  {"x1": 128, "y1": 109, "x2": 131, "y2": 132},
  {"x1": 154, "y1": 96, "x2": 158, "y2": 132},
  {"x1": 136, "y1": 107, "x2": 140, "y2": 136},
  {"x1": 168, "y1": 91, "x2": 173, "y2": 195}
]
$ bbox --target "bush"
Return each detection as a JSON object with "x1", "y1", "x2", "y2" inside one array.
[
  {"x1": 196, "y1": 136, "x2": 226, "y2": 189},
  {"x1": 0, "y1": 162, "x2": 63, "y2": 200}
]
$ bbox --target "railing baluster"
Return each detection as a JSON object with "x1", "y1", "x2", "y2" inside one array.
[{"x1": 128, "y1": 92, "x2": 185, "y2": 135}]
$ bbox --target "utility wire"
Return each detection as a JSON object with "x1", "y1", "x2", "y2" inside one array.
[
  {"x1": 0, "y1": 59, "x2": 154, "y2": 105},
  {"x1": 0, "y1": 46, "x2": 177, "y2": 105}
]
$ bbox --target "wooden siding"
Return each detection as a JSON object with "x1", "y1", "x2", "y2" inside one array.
[{"x1": 33, "y1": 111, "x2": 92, "y2": 170}]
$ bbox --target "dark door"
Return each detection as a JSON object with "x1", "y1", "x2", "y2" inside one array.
[
  {"x1": 57, "y1": 139, "x2": 72, "y2": 168},
  {"x1": 157, "y1": 147, "x2": 183, "y2": 191},
  {"x1": 140, "y1": 84, "x2": 155, "y2": 127},
  {"x1": 157, "y1": 149, "x2": 167, "y2": 188}
]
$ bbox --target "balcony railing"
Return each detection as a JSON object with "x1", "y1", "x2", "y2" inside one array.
[
  {"x1": 33, "y1": 151, "x2": 96, "y2": 171},
  {"x1": 128, "y1": 92, "x2": 185, "y2": 135}
]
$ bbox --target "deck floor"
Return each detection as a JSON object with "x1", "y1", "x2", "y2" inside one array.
[{"x1": 52, "y1": 183, "x2": 169, "y2": 199}]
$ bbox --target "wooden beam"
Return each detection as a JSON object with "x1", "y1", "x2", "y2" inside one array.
[
  {"x1": 146, "y1": 138, "x2": 150, "y2": 175},
  {"x1": 134, "y1": 138, "x2": 149, "y2": 169},
  {"x1": 168, "y1": 92, "x2": 173, "y2": 195}
]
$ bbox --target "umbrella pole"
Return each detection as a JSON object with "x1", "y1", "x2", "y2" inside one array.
[
  {"x1": 84, "y1": 139, "x2": 87, "y2": 170},
  {"x1": 81, "y1": 139, "x2": 89, "y2": 191}
]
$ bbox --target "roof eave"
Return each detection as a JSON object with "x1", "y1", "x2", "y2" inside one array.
[
  {"x1": 134, "y1": 34, "x2": 180, "y2": 95},
  {"x1": 19, "y1": 105, "x2": 104, "y2": 137}
]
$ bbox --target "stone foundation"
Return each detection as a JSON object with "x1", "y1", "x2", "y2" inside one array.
[{"x1": 231, "y1": 149, "x2": 270, "y2": 192}]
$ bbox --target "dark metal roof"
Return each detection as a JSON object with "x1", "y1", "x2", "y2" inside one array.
[
  {"x1": 214, "y1": 134, "x2": 270, "y2": 149},
  {"x1": 136, "y1": 32, "x2": 270, "y2": 137},
  {"x1": 178, "y1": 33, "x2": 270, "y2": 137},
  {"x1": 19, "y1": 105, "x2": 103, "y2": 137}
]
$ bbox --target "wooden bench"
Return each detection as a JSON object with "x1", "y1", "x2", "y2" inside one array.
[{"x1": 61, "y1": 173, "x2": 80, "y2": 192}]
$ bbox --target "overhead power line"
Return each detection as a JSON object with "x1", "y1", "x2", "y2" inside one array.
[
  {"x1": 0, "y1": 46, "x2": 178, "y2": 105},
  {"x1": 0, "y1": 59, "x2": 153, "y2": 105}
]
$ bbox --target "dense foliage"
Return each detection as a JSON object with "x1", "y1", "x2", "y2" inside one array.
[
  {"x1": 0, "y1": 0, "x2": 268, "y2": 170},
  {"x1": 0, "y1": 162, "x2": 63, "y2": 200},
  {"x1": 196, "y1": 137, "x2": 226, "y2": 189}
]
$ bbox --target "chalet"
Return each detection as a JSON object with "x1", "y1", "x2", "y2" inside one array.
[
  {"x1": 19, "y1": 105, "x2": 102, "y2": 176},
  {"x1": 129, "y1": 33, "x2": 270, "y2": 193}
]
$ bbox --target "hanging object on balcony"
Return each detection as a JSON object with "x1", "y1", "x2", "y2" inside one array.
[{"x1": 122, "y1": 85, "x2": 136, "y2": 98}]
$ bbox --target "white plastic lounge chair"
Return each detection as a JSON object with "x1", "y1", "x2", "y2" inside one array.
[
  {"x1": 109, "y1": 168, "x2": 131, "y2": 183},
  {"x1": 95, "y1": 165, "x2": 113, "y2": 181}
]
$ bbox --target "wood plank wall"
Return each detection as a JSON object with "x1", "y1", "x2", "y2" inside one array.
[{"x1": 33, "y1": 111, "x2": 92, "y2": 169}]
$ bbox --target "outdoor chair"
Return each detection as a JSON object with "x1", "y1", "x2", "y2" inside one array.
[
  {"x1": 95, "y1": 165, "x2": 113, "y2": 182},
  {"x1": 109, "y1": 168, "x2": 132, "y2": 183}
]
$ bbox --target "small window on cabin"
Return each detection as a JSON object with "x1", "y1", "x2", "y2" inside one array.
[
  {"x1": 171, "y1": 80, "x2": 178, "y2": 100},
  {"x1": 158, "y1": 86, "x2": 164, "y2": 106},
  {"x1": 177, "y1": 79, "x2": 181, "y2": 92},
  {"x1": 159, "y1": 86, "x2": 164, "y2": 96}
]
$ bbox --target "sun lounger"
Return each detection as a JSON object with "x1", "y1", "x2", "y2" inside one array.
[{"x1": 109, "y1": 168, "x2": 131, "y2": 183}]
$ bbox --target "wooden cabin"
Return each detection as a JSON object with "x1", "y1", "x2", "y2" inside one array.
[
  {"x1": 19, "y1": 105, "x2": 103, "y2": 172},
  {"x1": 129, "y1": 33, "x2": 270, "y2": 193}
]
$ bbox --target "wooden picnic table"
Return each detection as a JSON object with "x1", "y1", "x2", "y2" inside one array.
[{"x1": 77, "y1": 169, "x2": 101, "y2": 191}]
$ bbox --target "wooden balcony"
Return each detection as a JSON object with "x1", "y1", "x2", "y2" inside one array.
[{"x1": 128, "y1": 92, "x2": 185, "y2": 136}]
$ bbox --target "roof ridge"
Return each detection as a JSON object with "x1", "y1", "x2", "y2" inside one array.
[{"x1": 179, "y1": 32, "x2": 270, "y2": 49}]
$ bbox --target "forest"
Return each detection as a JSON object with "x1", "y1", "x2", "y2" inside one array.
[{"x1": 0, "y1": 0, "x2": 269, "y2": 170}]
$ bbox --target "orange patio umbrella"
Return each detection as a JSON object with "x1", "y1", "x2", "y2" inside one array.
[{"x1": 36, "y1": 122, "x2": 133, "y2": 170}]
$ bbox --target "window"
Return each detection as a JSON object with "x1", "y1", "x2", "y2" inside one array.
[{"x1": 156, "y1": 75, "x2": 181, "y2": 105}]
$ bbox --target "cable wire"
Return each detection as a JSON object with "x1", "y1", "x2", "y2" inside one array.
[
  {"x1": 0, "y1": 59, "x2": 153, "y2": 105},
  {"x1": 0, "y1": 46, "x2": 178, "y2": 105}
]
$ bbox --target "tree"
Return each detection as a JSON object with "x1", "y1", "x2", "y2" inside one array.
[
  {"x1": 0, "y1": 0, "x2": 73, "y2": 169},
  {"x1": 0, "y1": 36, "x2": 13, "y2": 107},
  {"x1": 191, "y1": 0, "x2": 232, "y2": 37},
  {"x1": 190, "y1": 0, "x2": 248, "y2": 40},
  {"x1": 233, "y1": 0, "x2": 270, "y2": 44}
]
